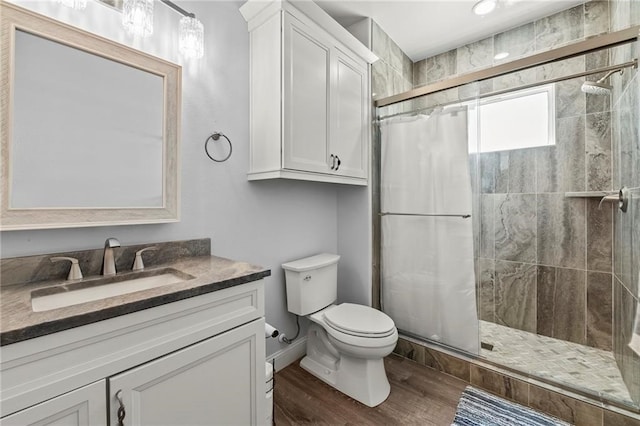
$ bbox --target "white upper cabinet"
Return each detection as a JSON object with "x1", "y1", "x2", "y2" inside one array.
[{"x1": 241, "y1": 1, "x2": 377, "y2": 186}]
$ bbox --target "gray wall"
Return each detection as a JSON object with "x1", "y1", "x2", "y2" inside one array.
[{"x1": 1, "y1": 0, "x2": 362, "y2": 358}]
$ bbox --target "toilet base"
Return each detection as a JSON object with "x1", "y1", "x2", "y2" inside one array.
[{"x1": 300, "y1": 325, "x2": 391, "y2": 407}]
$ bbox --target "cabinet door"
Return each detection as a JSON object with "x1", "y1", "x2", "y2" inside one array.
[
  {"x1": 283, "y1": 13, "x2": 331, "y2": 174},
  {"x1": 331, "y1": 49, "x2": 368, "y2": 179},
  {"x1": 1, "y1": 381, "x2": 106, "y2": 426},
  {"x1": 108, "y1": 319, "x2": 265, "y2": 426}
]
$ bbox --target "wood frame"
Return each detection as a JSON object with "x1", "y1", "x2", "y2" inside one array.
[{"x1": 0, "y1": 1, "x2": 182, "y2": 230}]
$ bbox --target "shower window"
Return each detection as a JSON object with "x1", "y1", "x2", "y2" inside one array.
[{"x1": 468, "y1": 84, "x2": 555, "y2": 153}]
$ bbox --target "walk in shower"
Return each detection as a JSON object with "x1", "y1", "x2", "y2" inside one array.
[{"x1": 375, "y1": 29, "x2": 640, "y2": 411}]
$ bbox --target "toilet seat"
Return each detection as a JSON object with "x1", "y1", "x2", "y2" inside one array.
[{"x1": 323, "y1": 303, "x2": 396, "y2": 338}]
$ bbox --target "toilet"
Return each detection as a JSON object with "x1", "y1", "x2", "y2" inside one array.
[{"x1": 282, "y1": 253, "x2": 398, "y2": 407}]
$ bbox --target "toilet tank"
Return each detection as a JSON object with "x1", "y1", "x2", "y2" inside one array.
[{"x1": 282, "y1": 253, "x2": 340, "y2": 316}]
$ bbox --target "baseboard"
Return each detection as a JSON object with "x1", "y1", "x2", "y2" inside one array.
[{"x1": 267, "y1": 337, "x2": 307, "y2": 372}]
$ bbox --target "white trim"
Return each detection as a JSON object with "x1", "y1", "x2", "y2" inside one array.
[{"x1": 267, "y1": 337, "x2": 307, "y2": 372}]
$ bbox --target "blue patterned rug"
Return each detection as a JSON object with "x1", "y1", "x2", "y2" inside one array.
[{"x1": 452, "y1": 386, "x2": 572, "y2": 426}]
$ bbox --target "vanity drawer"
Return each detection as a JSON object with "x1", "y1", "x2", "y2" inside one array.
[{"x1": 0, "y1": 280, "x2": 264, "y2": 418}]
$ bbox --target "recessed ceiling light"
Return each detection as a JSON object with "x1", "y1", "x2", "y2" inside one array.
[
  {"x1": 473, "y1": 0, "x2": 497, "y2": 16},
  {"x1": 494, "y1": 51, "x2": 509, "y2": 60}
]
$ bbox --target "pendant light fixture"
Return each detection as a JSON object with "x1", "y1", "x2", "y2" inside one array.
[
  {"x1": 122, "y1": 0, "x2": 154, "y2": 37},
  {"x1": 161, "y1": 0, "x2": 204, "y2": 59}
]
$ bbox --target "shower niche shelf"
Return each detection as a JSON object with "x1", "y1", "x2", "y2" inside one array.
[{"x1": 564, "y1": 191, "x2": 617, "y2": 197}]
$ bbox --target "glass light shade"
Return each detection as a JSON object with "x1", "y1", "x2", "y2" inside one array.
[
  {"x1": 56, "y1": 0, "x2": 87, "y2": 10},
  {"x1": 179, "y1": 16, "x2": 204, "y2": 59},
  {"x1": 122, "y1": 0, "x2": 154, "y2": 37}
]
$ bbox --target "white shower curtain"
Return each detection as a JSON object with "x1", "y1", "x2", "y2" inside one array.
[{"x1": 380, "y1": 108, "x2": 479, "y2": 355}]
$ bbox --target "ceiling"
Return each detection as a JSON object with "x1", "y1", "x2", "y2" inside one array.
[{"x1": 316, "y1": 0, "x2": 586, "y2": 62}]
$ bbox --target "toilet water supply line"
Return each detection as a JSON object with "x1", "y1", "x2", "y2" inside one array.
[{"x1": 265, "y1": 315, "x2": 301, "y2": 344}]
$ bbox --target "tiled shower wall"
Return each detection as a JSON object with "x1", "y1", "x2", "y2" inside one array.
[
  {"x1": 409, "y1": 0, "x2": 631, "y2": 352},
  {"x1": 372, "y1": 0, "x2": 640, "y2": 404}
]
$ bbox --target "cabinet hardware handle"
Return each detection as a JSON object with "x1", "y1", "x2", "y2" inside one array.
[
  {"x1": 330, "y1": 154, "x2": 335, "y2": 170},
  {"x1": 335, "y1": 156, "x2": 341, "y2": 171},
  {"x1": 304, "y1": 275, "x2": 312, "y2": 281},
  {"x1": 115, "y1": 390, "x2": 126, "y2": 426}
]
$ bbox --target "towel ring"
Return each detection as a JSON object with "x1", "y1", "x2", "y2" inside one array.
[{"x1": 204, "y1": 132, "x2": 232, "y2": 162}]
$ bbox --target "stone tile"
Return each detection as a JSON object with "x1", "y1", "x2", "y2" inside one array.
[
  {"x1": 603, "y1": 410, "x2": 640, "y2": 426},
  {"x1": 555, "y1": 80, "x2": 587, "y2": 119},
  {"x1": 537, "y1": 194, "x2": 587, "y2": 270},
  {"x1": 371, "y1": 20, "x2": 390, "y2": 65},
  {"x1": 423, "y1": 347, "x2": 470, "y2": 382},
  {"x1": 536, "y1": 266, "x2": 587, "y2": 344},
  {"x1": 538, "y1": 116, "x2": 586, "y2": 193},
  {"x1": 372, "y1": 60, "x2": 390, "y2": 98},
  {"x1": 426, "y1": 49, "x2": 456, "y2": 84},
  {"x1": 479, "y1": 195, "x2": 495, "y2": 259},
  {"x1": 493, "y1": 23, "x2": 535, "y2": 63},
  {"x1": 494, "y1": 194, "x2": 537, "y2": 263},
  {"x1": 587, "y1": 198, "x2": 613, "y2": 272},
  {"x1": 535, "y1": 5, "x2": 585, "y2": 51},
  {"x1": 413, "y1": 58, "x2": 427, "y2": 88},
  {"x1": 610, "y1": 0, "x2": 631, "y2": 31},
  {"x1": 507, "y1": 148, "x2": 536, "y2": 194},
  {"x1": 402, "y1": 51, "x2": 413, "y2": 85},
  {"x1": 536, "y1": 146, "x2": 559, "y2": 193},
  {"x1": 456, "y1": 37, "x2": 492, "y2": 75},
  {"x1": 393, "y1": 338, "x2": 426, "y2": 365},
  {"x1": 469, "y1": 365, "x2": 529, "y2": 406},
  {"x1": 537, "y1": 56, "x2": 585, "y2": 81},
  {"x1": 585, "y1": 112, "x2": 612, "y2": 191},
  {"x1": 480, "y1": 320, "x2": 633, "y2": 406},
  {"x1": 478, "y1": 258, "x2": 495, "y2": 322},
  {"x1": 492, "y1": 68, "x2": 537, "y2": 92},
  {"x1": 585, "y1": 51, "x2": 611, "y2": 114},
  {"x1": 494, "y1": 260, "x2": 537, "y2": 333},
  {"x1": 479, "y1": 152, "x2": 497, "y2": 193},
  {"x1": 584, "y1": 1, "x2": 610, "y2": 37},
  {"x1": 587, "y1": 271, "x2": 613, "y2": 351},
  {"x1": 528, "y1": 385, "x2": 603, "y2": 426}
]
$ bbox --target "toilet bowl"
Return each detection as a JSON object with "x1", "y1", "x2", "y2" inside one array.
[{"x1": 282, "y1": 254, "x2": 398, "y2": 407}]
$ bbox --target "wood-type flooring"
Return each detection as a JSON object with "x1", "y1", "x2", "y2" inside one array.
[{"x1": 274, "y1": 354, "x2": 467, "y2": 425}]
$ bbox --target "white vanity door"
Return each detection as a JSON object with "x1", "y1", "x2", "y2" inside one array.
[
  {"x1": 282, "y1": 12, "x2": 332, "y2": 175},
  {"x1": 108, "y1": 319, "x2": 265, "y2": 426},
  {"x1": 0, "y1": 381, "x2": 106, "y2": 426}
]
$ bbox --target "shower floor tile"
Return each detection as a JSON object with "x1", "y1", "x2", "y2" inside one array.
[{"x1": 480, "y1": 321, "x2": 633, "y2": 406}]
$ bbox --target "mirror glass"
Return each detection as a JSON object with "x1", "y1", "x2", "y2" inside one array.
[
  {"x1": 1, "y1": 2, "x2": 181, "y2": 230},
  {"x1": 12, "y1": 30, "x2": 164, "y2": 208}
]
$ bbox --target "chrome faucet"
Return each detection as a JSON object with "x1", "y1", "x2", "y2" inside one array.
[{"x1": 102, "y1": 238, "x2": 121, "y2": 276}]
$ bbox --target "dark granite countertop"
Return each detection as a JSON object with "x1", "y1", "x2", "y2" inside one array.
[{"x1": 1, "y1": 255, "x2": 271, "y2": 346}]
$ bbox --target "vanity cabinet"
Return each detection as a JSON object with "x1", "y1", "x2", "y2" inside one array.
[
  {"x1": 0, "y1": 280, "x2": 266, "y2": 425},
  {"x1": 241, "y1": 0, "x2": 376, "y2": 185},
  {"x1": 1, "y1": 381, "x2": 106, "y2": 425},
  {"x1": 108, "y1": 320, "x2": 261, "y2": 425}
]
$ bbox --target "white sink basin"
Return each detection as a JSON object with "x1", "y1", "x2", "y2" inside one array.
[{"x1": 31, "y1": 268, "x2": 193, "y2": 312}]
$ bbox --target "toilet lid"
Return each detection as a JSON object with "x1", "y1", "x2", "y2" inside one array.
[{"x1": 324, "y1": 303, "x2": 395, "y2": 337}]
